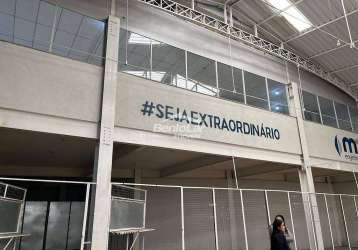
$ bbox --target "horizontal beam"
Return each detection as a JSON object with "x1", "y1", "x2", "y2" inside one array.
[
  {"x1": 238, "y1": 164, "x2": 296, "y2": 178},
  {"x1": 160, "y1": 155, "x2": 229, "y2": 177},
  {"x1": 284, "y1": 8, "x2": 358, "y2": 44},
  {"x1": 330, "y1": 64, "x2": 358, "y2": 74},
  {"x1": 137, "y1": 0, "x2": 356, "y2": 101},
  {"x1": 309, "y1": 38, "x2": 358, "y2": 59}
]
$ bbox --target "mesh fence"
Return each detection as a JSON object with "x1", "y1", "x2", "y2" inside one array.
[{"x1": 109, "y1": 184, "x2": 358, "y2": 250}]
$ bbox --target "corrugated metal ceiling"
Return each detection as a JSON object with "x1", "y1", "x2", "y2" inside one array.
[{"x1": 192, "y1": 0, "x2": 358, "y2": 98}]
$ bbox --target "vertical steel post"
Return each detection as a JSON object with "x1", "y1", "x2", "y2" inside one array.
[
  {"x1": 80, "y1": 184, "x2": 91, "y2": 250},
  {"x1": 212, "y1": 189, "x2": 219, "y2": 250},
  {"x1": 287, "y1": 192, "x2": 297, "y2": 250},
  {"x1": 240, "y1": 190, "x2": 249, "y2": 250},
  {"x1": 339, "y1": 195, "x2": 351, "y2": 250},
  {"x1": 181, "y1": 187, "x2": 185, "y2": 250},
  {"x1": 264, "y1": 190, "x2": 271, "y2": 225},
  {"x1": 324, "y1": 194, "x2": 335, "y2": 250},
  {"x1": 232, "y1": 156, "x2": 239, "y2": 189}
]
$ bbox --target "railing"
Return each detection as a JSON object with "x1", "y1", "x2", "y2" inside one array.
[{"x1": 109, "y1": 183, "x2": 358, "y2": 250}]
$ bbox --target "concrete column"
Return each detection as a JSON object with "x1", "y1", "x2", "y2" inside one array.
[
  {"x1": 90, "y1": 9, "x2": 120, "y2": 250},
  {"x1": 289, "y1": 81, "x2": 325, "y2": 250}
]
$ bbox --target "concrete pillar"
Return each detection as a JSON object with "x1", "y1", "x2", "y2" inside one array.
[
  {"x1": 289, "y1": 81, "x2": 325, "y2": 250},
  {"x1": 90, "y1": 6, "x2": 120, "y2": 250}
]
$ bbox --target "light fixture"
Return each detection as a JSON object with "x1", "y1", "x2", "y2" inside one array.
[{"x1": 265, "y1": 0, "x2": 312, "y2": 32}]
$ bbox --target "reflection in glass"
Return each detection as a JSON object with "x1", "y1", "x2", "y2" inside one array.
[
  {"x1": 302, "y1": 91, "x2": 321, "y2": 123},
  {"x1": 268, "y1": 79, "x2": 289, "y2": 114},
  {"x1": 244, "y1": 71, "x2": 269, "y2": 110},
  {"x1": 349, "y1": 106, "x2": 358, "y2": 132},
  {"x1": 152, "y1": 41, "x2": 186, "y2": 86},
  {"x1": 187, "y1": 52, "x2": 217, "y2": 96},
  {"x1": 217, "y1": 62, "x2": 244, "y2": 103},
  {"x1": 0, "y1": 0, "x2": 105, "y2": 65},
  {"x1": 118, "y1": 30, "x2": 151, "y2": 79},
  {"x1": 318, "y1": 96, "x2": 337, "y2": 128},
  {"x1": 335, "y1": 102, "x2": 352, "y2": 131}
]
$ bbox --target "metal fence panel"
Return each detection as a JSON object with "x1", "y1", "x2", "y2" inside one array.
[
  {"x1": 215, "y1": 189, "x2": 246, "y2": 250},
  {"x1": 20, "y1": 201, "x2": 47, "y2": 250},
  {"x1": 45, "y1": 202, "x2": 71, "y2": 250},
  {"x1": 143, "y1": 186, "x2": 182, "y2": 250},
  {"x1": 184, "y1": 188, "x2": 216, "y2": 250}
]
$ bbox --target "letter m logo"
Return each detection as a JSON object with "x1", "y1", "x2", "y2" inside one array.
[{"x1": 342, "y1": 137, "x2": 358, "y2": 154}]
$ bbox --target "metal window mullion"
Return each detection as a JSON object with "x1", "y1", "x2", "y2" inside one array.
[
  {"x1": 31, "y1": 1, "x2": 41, "y2": 48},
  {"x1": 347, "y1": 105, "x2": 354, "y2": 132},
  {"x1": 316, "y1": 95, "x2": 323, "y2": 124},
  {"x1": 181, "y1": 187, "x2": 185, "y2": 250},
  {"x1": 339, "y1": 195, "x2": 351, "y2": 250},
  {"x1": 333, "y1": 101, "x2": 340, "y2": 128},
  {"x1": 212, "y1": 189, "x2": 219, "y2": 250},
  {"x1": 49, "y1": 5, "x2": 60, "y2": 53},
  {"x1": 215, "y1": 61, "x2": 219, "y2": 97},
  {"x1": 149, "y1": 42, "x2": 153, "y2": 80},
  {"x1": 324, "y1": 194, "x2": 335, "y2": 250},
  {"x1": 242, "y1": 69, "x2": 247, "y2": 104},
  {"x1": 287, "y1": 192, "x2": 298, "y2": 250},
  {"x1": 265, "y1": 77, "x2": 271, "y2": 111},
  {"x1": 240, "y1": 190, "x2": 249, "y2": 250},
  {"x1": 185, "y1": 51, "x2": 188, "y2": 90}
]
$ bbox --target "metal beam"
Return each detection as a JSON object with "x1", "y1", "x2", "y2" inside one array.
[
  {"x1": 257, "y1": 0, "x2": 305, "y2": 26},
  {"x1": 160, "y1": 155, "x2": 229, "y2": 177},
  {"x1": 136, "y1": 0, "x2": 356, "y2": 100},
  {"x1": 238, "y1": 164, "x2": 296, "y2": 178},
  {"x1": 284, "y1": 8, "x2": 358, "y2": 44},
  {"x1": 341, "y1": 0, "x2": 354, "y2": 47},
  {"x1": 330, "y1": 64, "x2": 358, "y2": 74},
  {"x1": 350, "y1": 82, "x2": 358, "y2": 87},
  {"x1": 309, "y1": 38, "x2": 358, "y2": 59}
]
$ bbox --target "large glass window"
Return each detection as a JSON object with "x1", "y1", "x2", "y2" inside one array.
[
  {"x1": 267, "y1": 79, "x2": 289, "y2": 114},
  {"x1": 302, "y1": 91, "x2": 321, "y2": 123},
  {"x1": 187, "y1": 52, "x2": 217, "y2": 96},
  {"x1": 152, "y1": 41, "x2": 186, "y2": 86},
  {"x1": 217, "y1": 62, "x2": 244, "y2": 103},
  {"x1": 349, "y1": 106, "x2": 358, "y2": 132},
  {"x1": 244, "y1": 71, "x2": 269, "y2": 110},
  {"x1": 335, "y1": 102, "x2": 352, "y2": 131},
  {"x1": 119, "y1": 30, "x2": 151, "y2": 79},
  {"x1": 318, "y1": 96, "x2": 337, "y2": 128},
  {"x1": 0, "y1": 0, "x2": 105, "y2": 65}
]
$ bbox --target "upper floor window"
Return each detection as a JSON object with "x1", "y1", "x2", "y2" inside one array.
[
  {"x1": 118, "y1": 28, "x2": 290, "y2": 116},
  {"x1": 0, "y1": 0, "x2": 105, "y2": 66},
  {"x1": 302, "y1": 91, "x2": 321, "y2": 123}
]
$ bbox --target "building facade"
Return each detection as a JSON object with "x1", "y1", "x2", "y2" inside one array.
[{"x1": 0, "y1": 0, "x2": 358, "y2": 249}]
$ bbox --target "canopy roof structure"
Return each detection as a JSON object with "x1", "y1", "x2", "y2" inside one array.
[{"x1": 148, "y1": 0, "x2": 358, "y2": 100}]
